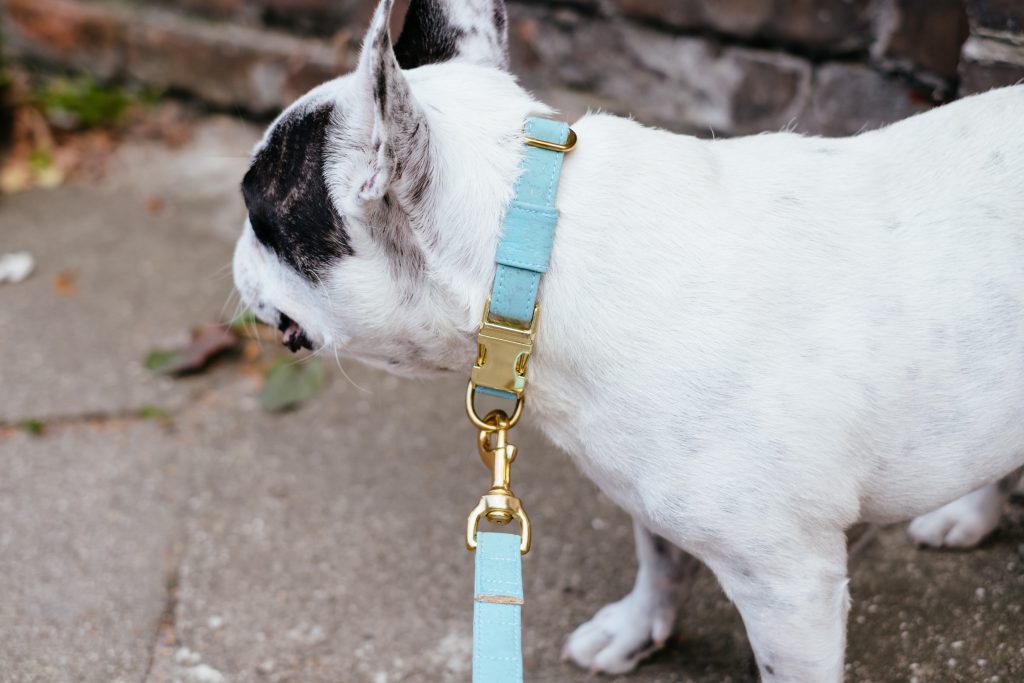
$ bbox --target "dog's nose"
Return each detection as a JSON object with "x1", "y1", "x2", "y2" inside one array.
[{"x1": 277, "y1": 313, "x2": 313, "y2": 353}]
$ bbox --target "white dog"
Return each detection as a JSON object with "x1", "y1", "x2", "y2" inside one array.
[{"x1": 232, "y1": 0, "x2": 1024, "y2": 679}]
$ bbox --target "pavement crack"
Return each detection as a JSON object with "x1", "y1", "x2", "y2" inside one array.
[
  {"x1": 0, "y1": 407, "x2": 176, "y2": 438},
  {"x1": 141, "y1": 539, "x2": 185, "y2": 683}
]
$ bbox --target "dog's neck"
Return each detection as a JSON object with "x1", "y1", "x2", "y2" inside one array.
[{"x1": 404, "y1": 63, "x2": 555, "y2": 333}]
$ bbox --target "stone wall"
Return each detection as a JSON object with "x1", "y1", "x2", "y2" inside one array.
[{"x1": 3, "y1": 0, "x2": 1023, "y2": 136}]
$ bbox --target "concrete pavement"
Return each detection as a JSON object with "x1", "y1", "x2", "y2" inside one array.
[{"x1": 0, "y1": 115, "x2": 1022, "y2": 683}]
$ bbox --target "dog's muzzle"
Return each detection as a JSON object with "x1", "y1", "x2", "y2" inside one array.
[{"x1": 278, "y1": 313, "x2": 313, "y2": 352}]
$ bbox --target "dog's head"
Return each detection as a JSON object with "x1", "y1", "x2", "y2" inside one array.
[{"x1": 233, "y1": 0, "x2": 548, "y2": 375}]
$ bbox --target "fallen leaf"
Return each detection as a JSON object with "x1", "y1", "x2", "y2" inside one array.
[
  {"x1": 260, "y1": 358, "x2": 327, "y2": 412},
  {"x1": 21, "y1": 419, "x2": 45, "y2": 436},
  {"x1": 144, "y1": 324, "x2": 239, "y2": 375},
  {"x1": 146, "y1": 196, "x2": 165, "y2": 214},
  {"x1": 138, "y1": 405, "x2": 170, "y2": 420},
  {"x1": 242, "y1": 339, "x2": 262, "y2": 362},
  {"x1": 228, "y1": 310, "x2": 259, "y2": 331},
  {"x1": 0, "y1": 161, "x2": 31, "y2": 194},
  {"x1": 52, "y1": 270, "x2": 77, "y2": 296},
  {"x1": 144, "y1": 350, "x2": 181, "y2": 373}
]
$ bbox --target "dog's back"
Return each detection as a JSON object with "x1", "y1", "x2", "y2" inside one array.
[{"x1": 535, "y1": 85, "x2": 1024, "y2": 525}]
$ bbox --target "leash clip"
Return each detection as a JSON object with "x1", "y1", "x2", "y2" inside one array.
[{"x1": 466, "y1": 410, "x2": 531, "y2": 555}]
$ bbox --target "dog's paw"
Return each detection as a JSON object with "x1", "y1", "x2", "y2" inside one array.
[
  {"x1": 908, "y1": 487, "x2": 1004, "y2": 548},
  {"x1": 561, "y1": 593, "x2": 674, "y2": 674}
]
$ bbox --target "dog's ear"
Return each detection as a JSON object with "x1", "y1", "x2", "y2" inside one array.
[
  {"x1": 394, "y1": 0, "x2": 509, "y2": 70},
  {"x1": 349, "y1": 0, "x2": 430, "y2": 203}
]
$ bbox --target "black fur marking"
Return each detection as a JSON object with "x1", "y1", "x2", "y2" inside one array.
[
  {"x1": 407, "y1": 163, "x2": 431, "y2": 205},
  {"x1": 765, "y1": 664, "x2": 775, "y2": 675},
  {"x1": 394, "y1": 0, "x2": 462, "y2": 69},
  {"x1": 493, "y1": 3, "x2": 506, "y2": 35},
  {"x1": 375, "y1": 63, "x2": 389, "y2": 111},
  {"x1": 241, "y1": 104, "x2": 354, "y2": 280}
]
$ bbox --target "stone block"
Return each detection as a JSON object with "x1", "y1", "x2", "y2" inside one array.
[
  {"x1": 124, "y1": 9, "x2": 353, "y2": 115},
  {"x1": 510, "y1": 4, "x2": 813, "y2": 136},
  {"x1": 799, "y1": 63, "x2": 932, "y2": 136},
  {"x1": 873, "y1": 0, "x2": 968, "y2": 80},
  {"x1": 4, "y1": 0, "x2": 126, "y2": 80},
  {"x1": 178, "y1": 0, "x2": 254, "y2": 20},
  {"x1": 959, "y1": 34, "x2": 1024, "y2": 95},
  {"x1": 263, "y1": 0, "x2": 367, "y2": 37},
  {"x1": 964, "y1": 0, "x2": 1024, "y2": 34},
  {"x1": 614, "y1": 0, "x2": 875, "y2": 53},
  {"x1": 617, "y1": 24, "x2": 814, "y2": 135}
]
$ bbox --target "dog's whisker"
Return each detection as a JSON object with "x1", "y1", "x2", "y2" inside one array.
[
  {"x1": 331, "y1": 344, "x2": 371, "y2": 394},
  {"x1": 218, "y1": 289, "x2": 242, "y2": 325}
]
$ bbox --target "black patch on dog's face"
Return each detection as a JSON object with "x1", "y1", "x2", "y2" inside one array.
[
  {"x1": 242, "y1": 104, "x2": 353, "y2": 280},
  {"x1": 394, "y1": 0, "x2": 461, "y2": 69}
]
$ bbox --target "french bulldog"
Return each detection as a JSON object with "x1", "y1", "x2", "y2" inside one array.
[{"x1": 233, "y1": 0, "x2": 1024, "y2": 679}]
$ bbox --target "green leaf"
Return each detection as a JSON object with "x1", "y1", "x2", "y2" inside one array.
[
  {"x1": 144, "y1": 350, "x2": 183, "y2": 373},
  {"x1": 228, "y1": 309, "x2": 259, "y2": 332},
  {"x1": 138, "y1": 405, "x2": 170, "y2": 420},
  {"x1": 21, "y1": 419, "x2": 45, "y2": 435},
  {"x1": 260, "y1": 358, "x2": 327, "y2": 412}
]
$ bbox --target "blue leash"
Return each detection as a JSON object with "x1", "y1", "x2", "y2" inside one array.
[
  {"x1": 466, "y1": 118, "x2": 574, "y2": 683},
  {"x1": 473, "y1": 532, "x2": 525, "y2": 682}
]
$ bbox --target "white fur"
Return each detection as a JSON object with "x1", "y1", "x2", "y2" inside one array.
[
  {"x1": 909, "y1": 470, "x2": 1022, "y2": 547},
  {"x1": 233, "y1": 3, "x2": 1024, "y2": 678}
]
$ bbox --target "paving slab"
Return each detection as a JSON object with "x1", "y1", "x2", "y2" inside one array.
[
  {"x1": 0, "y1": 423, "x2": 188, "y2": 683},
  {"x1": 0, "y1": 117, "x2": 258, "y2": 424},
  {"x1": 139, "y1": 366, "x2": 753, "y2": 683},
  {"x1": 144, "y1": 359, "x2": 1024, "y2": 683},
  {"x1": 845, "y1": 519, "x2": 1024, "y2": 683}
]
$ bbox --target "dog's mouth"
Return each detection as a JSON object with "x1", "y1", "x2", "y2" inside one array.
[{"x1": 278, "y1": 313, "x2": 314, "y2": 353}]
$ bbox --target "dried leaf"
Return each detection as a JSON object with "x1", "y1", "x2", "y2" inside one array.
[
  {"x1": 0, "y1": 161, "x2": 31, "y2": 194},
  {"x1": 145, "y1": 324, "x2": 239, "y2": 375},
  {"x1": 242, "y1": 340, "x2": 262, "y2": 362},
  {"x1": 145, "y1": 196, "x2": 165, "y2": 214},
  {"x1": 52, "y1": 270, "x2": 77, "y2": 296},
  {"x1": 260, "y1": 358, "x2": 327, "y2": 412}
]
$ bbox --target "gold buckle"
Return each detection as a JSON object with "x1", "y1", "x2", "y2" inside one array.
[
  {"x1": 470, "y1": 300, "x2": 538, "y2": 399},
  {"x1": 524, "y1": 127, "x2": 577, "y2": 153}
]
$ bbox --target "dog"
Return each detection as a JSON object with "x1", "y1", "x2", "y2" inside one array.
[{"x1": 232, "y1": 0, "x2": 1024, "y2": 679}]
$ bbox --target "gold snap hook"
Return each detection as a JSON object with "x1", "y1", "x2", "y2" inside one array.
[{"x1": 466, "y1": 408, "x2": 531, "y2": 554}]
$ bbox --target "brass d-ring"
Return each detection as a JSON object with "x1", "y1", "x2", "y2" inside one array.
[
  {"x1": 524, "y1": 127, "x2": 577, "y2": 153},
  {"x1": 466, "y1": 381, "x2": 524, "y2": 431}
]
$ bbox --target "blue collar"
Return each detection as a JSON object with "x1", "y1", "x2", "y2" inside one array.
[{"x1": 469, "y1": 117, "x2": 575, "y2": 402}]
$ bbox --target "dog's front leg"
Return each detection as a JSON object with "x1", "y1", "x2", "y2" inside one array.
[
  {"x1": 705, "y1": 529, "x2": 850, "y2": 682},
  {"x1": 562, "y1": 519, "x2": 700, "y2": 674}
]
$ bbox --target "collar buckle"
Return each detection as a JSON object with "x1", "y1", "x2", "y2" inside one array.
[{"x1": 470, "y1": 299, "x2": 538, "y2": 398}]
